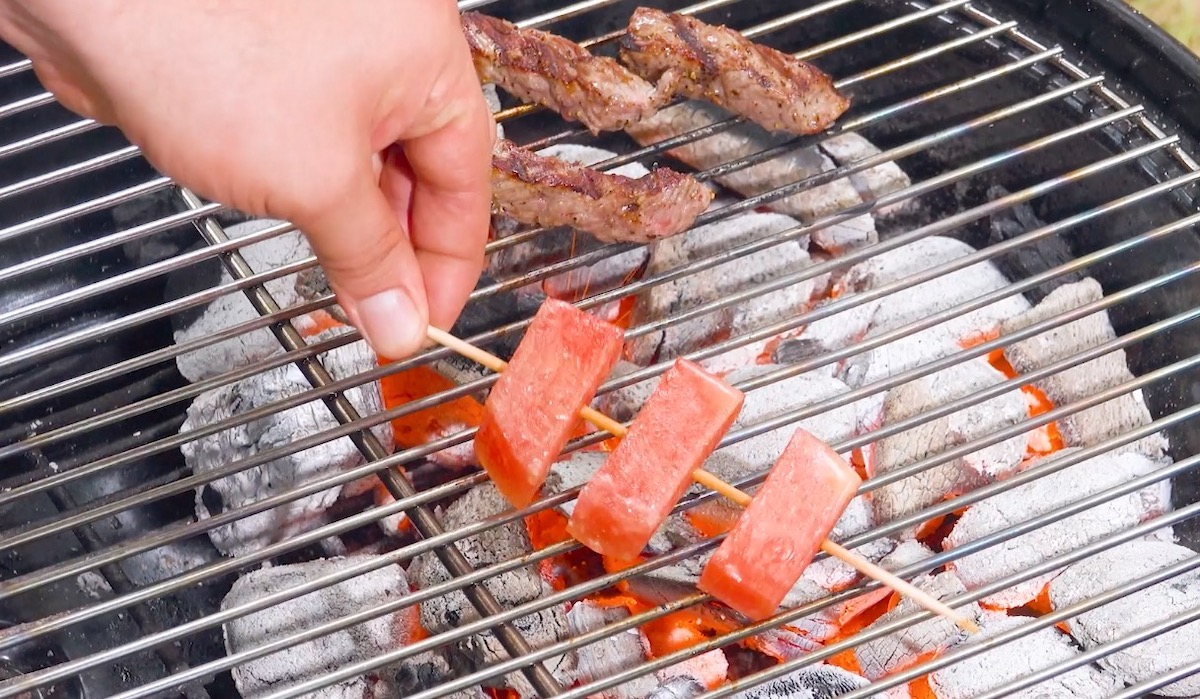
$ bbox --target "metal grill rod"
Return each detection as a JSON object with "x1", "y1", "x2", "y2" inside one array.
[
  {"x1": 492, "y1": 40, "x2": 1061, "y2": 254},
  {"x1": 3, "y1": 184, "x2": 1188, "y2": 559},
  {"x1": 821, "y1": 519, "x2": 1200, "y2": 699},
  {"x1": 0, "y1": 218, "x2": 294, "y2": 332},
  {"x1": 0, "y1": 143, "x2": 141, "y2": 201},
  {"x1": 0, "y1": 295, "x2": 340, "y2": 415},
  {"x1": 0, "y1": 35, "x2": 1080, "y2": 393},
  {"x1": 7, "y1": 338, "x2": 1190, "y2": 691},
  {"x1": 578, "y1": 501, "x2": 1200, "y2": 699},
  {"x1": 490, "y1": 0, "x2": 971, "y2": 123},
  {"x1": 477, "y1": 113, "x2": 1155, "y2": 341},
  {"x1": 257, "y1": 456, "x2": 1200, "y2": 699},
  {"x1": 0, "y1": 117, "x2": 97, "y2": 159},
  {"x1": 185, "y1": 193, "x2": 562, "y2": 697},
  {"x1": 0, "y1": 201, "x2": 223, "y2": 285},
  {"x1": 5, "y1": 179, "x2": 1192, "y2": 565},
  {"x1": 5, "y1": 335, "x2": 1195, "y2": 692},
  {"x1": 0, "y1": 57, "x2": 31, "y2": 78},
  {"x1": 0, "y1": 71, "x2": 1123, "y2": 434},
  {"x1": 958, "y1": 3, "x2": 1200, "y2": 173},
  {"x1": 0, "y1": 97, "x2": 1149, "y2": 501},
  {"x1": 0, "y1": 176, "x2": 172, "y2": 246}
]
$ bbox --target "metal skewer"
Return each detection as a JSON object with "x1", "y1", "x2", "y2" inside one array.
[{"x1": 425, "y1": 325, "x2": 980, "y2": 633}]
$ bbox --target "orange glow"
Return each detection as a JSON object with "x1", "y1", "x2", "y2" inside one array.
[
  {"x1": 592, "y1": 592, "x2": 743, "y2": 658},
  {"x1": 909, "y1": 675, "x2": 937, "y2": 699},
  {"x1": 957, "y1": 330, "x2": 1064, "y2": 461},
  {"x1": 378, "y1": 365, "x2": 485, "y2": 450},
  {"x1": 297, "y1": 310, "x2": 347, "y2": 337},
  {"x1": 684, "y1": 503, "x2": 741, "y2": 539}
]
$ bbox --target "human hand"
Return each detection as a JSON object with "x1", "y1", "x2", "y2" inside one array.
[{"x1": 0, "y1": 0, "x2": 496, "y2": 360}]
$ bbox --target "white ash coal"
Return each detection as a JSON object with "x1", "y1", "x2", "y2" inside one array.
[
  {"x1": 593, "y1": 360, "x2": 663, "y2": 423},
  {"x1": 838, "y1": 236, "x2": 1030, "y2": 337},
  {"x1": 942, "y1": 448, "x2": 1171, "y2": 609},
  {"x1": 171, "y1": 219, "x2": 326, "y2": 384},
  {"x1": 656, "y1": 650, "x2": 729, "y2": 696},
  {"x1": 625, "y1": 212, "x2": 815, "y2": 367},
  {"x1": 704, "y1": 366, "x2": 863, "y2": 480},
  {"x1": 487, "y1": 144, "x2": 654, "y2": 286},
  {"x1": 732, "y1": 663, "x2": 907, "y2": 699},
  {"x1": 559, "y1": 601, "x2": 657, "y2": 699},
  {"x1": 927, "y1": 614, "x2": 1121, "y2": 699},
  {"x1": 1049, "y1": 540, "x2": 1200, "y2": 697},
  {"x1": 817, "y1": 133, "x2": 913, "y2": 220},
  {"x1": 623, "y1": 101, "x2": 880, "y2": 246},
  {"x1": 773, "y1": 299, "x2": 881, "y2": 381},
  {"x1": 871, "y1": 358, "x2": 1028, "y2": 527},
  {"x1": 853, "y1": 570, "x2": 984, "y2": 681},
  {"x1": 998, "y1": 278, "x2": 1169, "y2": 460},
  {"x1": 836, "y1": 236, "x2": 1031, "y2": 421},
  {"x1": 179, "y1": 328, "x2": 393, "y2": 558},
  {"x1": 406, "y1": 480, "x2": 571, "y2": 697},
  {"x1": 220, "y1": 557, "x2": 423, "y2": 699}
]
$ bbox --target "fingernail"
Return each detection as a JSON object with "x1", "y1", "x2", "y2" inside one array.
[{"x1": 357, "y1": 288, "x2": 424, "y2": 358}]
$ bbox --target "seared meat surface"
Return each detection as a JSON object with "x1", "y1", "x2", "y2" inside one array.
[
  {"x1": 490, "y1": 137, "x2": 713, "y2": 243},
  {"x1": 462, "y1": 11, "x2": 668, "y2": 134},
  {"x1": 619, "y1": 7, "x2": 851, "y2": 135}
]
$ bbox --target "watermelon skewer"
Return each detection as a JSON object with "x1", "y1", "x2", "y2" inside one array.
[{"x1": 424, "y1": 323, "x2": 979, "y2": 633}]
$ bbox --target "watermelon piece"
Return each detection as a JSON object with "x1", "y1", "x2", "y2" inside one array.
[
  {"x1": 566, "y1": 358, "x2": 744, "y2": 560},
  {"x1": 698, "y1": 428, "x2": 861, "y2": 621},
  {"x1": 475, "y1": 299, "x2": 624, "y2": 508}
]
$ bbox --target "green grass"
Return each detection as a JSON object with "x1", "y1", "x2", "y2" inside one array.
[{"x1": 1127, "y1": 0, "x2": 1199, "y2": 54}]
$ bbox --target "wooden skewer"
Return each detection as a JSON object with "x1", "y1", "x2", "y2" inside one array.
[{"x1": 425, "y1": 326, "x2": 980, "y2": 633}]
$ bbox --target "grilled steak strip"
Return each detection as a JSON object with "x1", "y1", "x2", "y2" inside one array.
[
  {"x1": 490, "y1": 137, "x2": 713, "y2": 244},
  {"x1": 619, "y1": 7, "x2": 851, "y2": 135},
  {"x1": 462, "y1": 11, "x2": 670, "y2": 134}
]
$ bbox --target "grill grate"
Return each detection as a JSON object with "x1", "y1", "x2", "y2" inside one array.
[{"x1": 3, "y1": 1, "x2": 1200, "y2": 698}]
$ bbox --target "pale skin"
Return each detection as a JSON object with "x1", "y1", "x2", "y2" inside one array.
[{"x1": 0, "y1": 0, "x2": 496, "y2": 361}]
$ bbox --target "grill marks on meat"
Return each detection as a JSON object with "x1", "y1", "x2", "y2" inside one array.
[
  {"x1": 462, "y1": 12, "x2": 667, "y2": 134},
  {"x1": 491, "y1": 138, "x2": 713, "y2": 243},
  {"x1": 619, "y1": 7, "x2": 851, "y2": 135}
]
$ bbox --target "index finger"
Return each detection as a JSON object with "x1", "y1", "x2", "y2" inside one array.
[{"x1": 398, "y1": 63, "x2": 496, "y2": 332}]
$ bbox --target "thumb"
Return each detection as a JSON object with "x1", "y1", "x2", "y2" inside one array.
[{"x1": 295, "y1": 167, "x2": 429, "y2": 360}]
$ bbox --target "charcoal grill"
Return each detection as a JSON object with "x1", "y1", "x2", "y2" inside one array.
[{"x1": 5, "y1": 0, "x2": 1200, "y2": 697}]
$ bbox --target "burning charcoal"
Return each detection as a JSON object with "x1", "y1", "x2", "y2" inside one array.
[
  {"x1": 560, "y1": 601, "x2": 657, "y2": 699},
  {"x1": 819, "y1": 133, "x2": 913, "y2": 220},
  {"x1": 1000, "y1": 278, "x2": 1168, "y2": 460},
  {"x1": 775, "y1": 299, "x2": 882, "y2": 381},
  {"x1": 180, "y1": 328, "x2": 393, "y2": 557},
  {"x1": 624, "y1": 101, "x2": 872, "y2": 229},
  {"x1": 171, "y1": 219, "x2": 328, "y2": 384},
  {"x1": 943, "y1": 449, "x2": 1169, "y2": 609},
  {"x1": 853, "y1": 570, "x2": 983, "y2": 681},
  {"x1": 657, "y1": 650, "x2": 729, "y2": 694},
  {"x1": 811, "y1": 214, "x2": 879, "y2": 257},
  {"x1": 486, "y1": 144, "x2": 653, "y2": 284},
  {"x1": 407, "y1": 481, "x2": 571, "y2": 697},
  {"x1": 626, "y1": 212, "x2": 814, "y2": 365},
  {"x1": 221, "y1": 557, "x2": 422, "y2": 699},
  {"x1": 871, "y1": 358, "x2": 1028, "y2": 527},
  {"x1": 709, "y1": 366, "x2": 861, "y2": 479},
  {"x1": 648, "y1": 677, "x2": 705, "y2": 699},
  {"x1": 541, "y1": 451, "x2": 607, "y2": 518},
  {"x1": 394, "y1": 650, "x2": 488, "y2": 699},
  {"x1": 733, "y1": 663, "x2": 876, "y2": 699},
  {"x1": 592, "y1": 361, "x2": 662, "y2": 423},
  {"x1": 927, "y1": 614, "x2": 1121, "y2": 699},
  {"x1": 840, "y1": 236, "x2": 1030, "y2": 337},
  {"x1": 1049, "y1": 540, "x2": 1200, "y2": 697}
]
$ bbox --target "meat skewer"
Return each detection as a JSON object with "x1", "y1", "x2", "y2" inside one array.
[
  {"x1": 491, "y1": 137, "x2": 713, "y2": 244},
  {"x1": 424, "y1": 323, "x2": 979, "y2": 632},
  {"x1": 465, "y1": 8, "x2": 850, "y2": 138},
  {"x1": 619, "y1": 7, "x2": 852, "y2": 136},
  {"x1": 462, "y1": 11, "x2": 670, "y2": 134}
]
